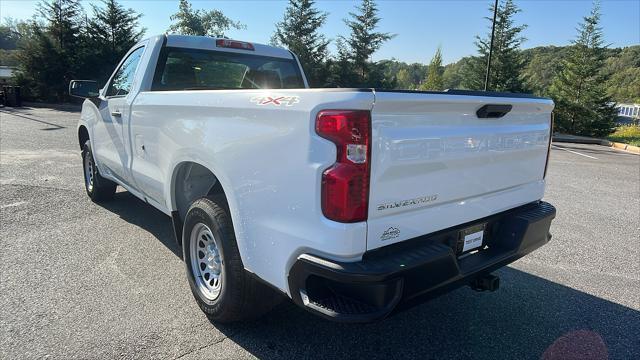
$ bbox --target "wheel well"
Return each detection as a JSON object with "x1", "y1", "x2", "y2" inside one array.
[
  {"x1": 173, "y1": 162, "x2": 226, "y2": 220},
  {"x1": 78, "y1": 126, "x2": 89, "y2": 150}
]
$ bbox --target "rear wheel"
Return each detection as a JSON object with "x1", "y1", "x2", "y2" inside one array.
[
  {"x1": 81, "y1": 140, "x2": 116, "y2": 202},
  {"x1": 182, "y1": 195, "x2": 282, "y2": 322}
]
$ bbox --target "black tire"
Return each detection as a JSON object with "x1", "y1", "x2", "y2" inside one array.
[
  {"x1": 81, "y1": 140, "x2": 117, "y2": 202},
  {"x1": 182, "y1": 195, "x2": 282, "y2": 322}
]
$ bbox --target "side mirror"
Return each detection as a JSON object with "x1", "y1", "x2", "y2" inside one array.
[{"x1": 69, "y1": 80, "x2": 99, "y2": 99}]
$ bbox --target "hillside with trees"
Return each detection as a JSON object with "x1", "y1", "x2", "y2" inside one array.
[{"x1": 0, "y1": 0, "x2": 637, "y2": 135}]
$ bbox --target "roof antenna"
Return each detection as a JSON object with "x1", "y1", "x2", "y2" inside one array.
[{"x1": 484, "y1": 0, "x2": 499, "y2": 91}]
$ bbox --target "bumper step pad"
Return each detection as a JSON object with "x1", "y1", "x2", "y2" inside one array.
[{"x1": 311, "y1": 293, "x2": 379, "y2": 315}]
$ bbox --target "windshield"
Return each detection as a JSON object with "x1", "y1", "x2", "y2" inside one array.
[{"x1": 151, "y1": 47, "x2": 305, "y2": 91}]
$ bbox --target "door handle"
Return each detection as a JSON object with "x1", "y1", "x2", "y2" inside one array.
[
  {"x1": 111, "y1": 111, "x2": 122, "y2": 117},
  {"x1": 476, "y1": 104, "x2": 512, "y2": 118}
]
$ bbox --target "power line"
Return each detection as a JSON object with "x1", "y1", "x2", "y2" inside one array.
[{"x1": 484, "y1": 0, "x2": 499, "y2": 91}]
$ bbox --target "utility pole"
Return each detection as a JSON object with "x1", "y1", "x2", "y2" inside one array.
[{"x1": 484, "y1": 0, "x2": 499, "y2": 91}]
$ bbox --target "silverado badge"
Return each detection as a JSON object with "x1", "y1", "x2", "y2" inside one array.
[{"x1": 377, "y1": 194, "x2": 438, "y2": 211}]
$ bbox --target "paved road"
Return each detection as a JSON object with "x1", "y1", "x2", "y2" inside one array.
[{"x1": 1, "y1": 106, "x2": 639, "y2": 360}]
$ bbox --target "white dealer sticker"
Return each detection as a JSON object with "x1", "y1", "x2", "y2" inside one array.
[{"x1": 462, "y1": 230, "x2": 484, "y2": 252}]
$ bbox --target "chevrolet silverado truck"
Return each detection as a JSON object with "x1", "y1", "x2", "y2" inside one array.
[{"x1": 70, "y1": 34, "x2": 556, "y2": 323}]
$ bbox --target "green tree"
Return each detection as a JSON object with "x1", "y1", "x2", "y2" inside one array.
[
  {"x1": 15, "y1": 0, "x2": 85, "y2": 101},
  {"x1": 0, "y1": 18, "x2": 23, "y2": 66},
  {"x1": 521, "y1": 46, "x2": 569, "y2": 96},
  {"x1": 377, "y1": 60, "x2": 426, "y2": 89},
  {"x1": 443, "y1": 56, "x2": 475, "y2": 90},
  {"x1": 549, "y1": 2, "x2": 616, "y2": 137},
  {"x1": 326, "y1": 37, "x2": 357, "y2": 87},
  {"x1": 604, "y1": 46, "x2": 640, "y2": 103},
  {"x1": 168, "y1": 0, "x2": 244, "y2": 37},
  {"x1": 395, "y1": 68, "x2": 412, "y2": 89},
  {"x1": 342, "y1": 0, "x2": 394, "y2": 84},
  {"x1": 87, "y1": 0, "x2": 145, "y2": 83},
  {"x1": 366, "y1": 60, "x2": 396, "y2": 88},
  {"x1": 37, "y1": 0, "x2": 84, "y2": 53},
  {"x1": 462, "y1": 0, "x2": 527, "y2": 91},
  {"x1": 272, "y1": 0, "x2": 329, "y2": 87},
  {"x1": 421, "y1": 47, "x2": 444, "y2": 90},
  {"x1": 607, "y1": 67, "x2": 640, "y2": 103},
  {"x1": 0, "y1": 18, "x2": 21, "y2": 50},
  {"x1": 14, "y1": 22, "x2": 61, "y2": 100}
]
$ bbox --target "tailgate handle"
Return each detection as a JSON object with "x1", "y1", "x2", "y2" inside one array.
[{"x1": 476, "y1": 104, "x2": 512, "y2": 118}]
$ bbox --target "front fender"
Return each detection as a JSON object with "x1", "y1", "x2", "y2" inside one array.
[{"x1": 77, "y1": 99, "x2": 100, "y2": 143}]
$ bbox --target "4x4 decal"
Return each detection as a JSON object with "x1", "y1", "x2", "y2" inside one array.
[{"x1": 250, "y1": 96, "x2": 300, "y2": 106}]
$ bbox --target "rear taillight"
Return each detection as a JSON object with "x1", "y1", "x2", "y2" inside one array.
[
  {"x1": 544, "y1": 112, "x2": 554, "y2": 179},
  {"x1": 316, "y1": 110, "x2": 371, "y2": 223}
]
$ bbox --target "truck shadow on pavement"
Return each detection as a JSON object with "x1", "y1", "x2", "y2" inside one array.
[
  {"x1": 97, "y1": 191, "x2": 183, "y2": 259},
  {"x1": 218, "y1": 269, "x2": 639, "y2": 360},
  {"x1": 96, "y1": 190, "x2": 638, "y2": 360},
  {"x1": 0, "y1": 108, "x2": 66, "y2": 130}
]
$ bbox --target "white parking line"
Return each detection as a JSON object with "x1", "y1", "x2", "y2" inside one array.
[
  {"x1": 1, "y1": 201, "x2": 27, "y2": 209},
  {"x1": 551, "y1": 145, "x2": 598, "y2": 160}
]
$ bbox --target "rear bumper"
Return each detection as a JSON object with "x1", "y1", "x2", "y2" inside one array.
[{"x1": 287, "y1": 201, "x2": 556, "y2": 323}]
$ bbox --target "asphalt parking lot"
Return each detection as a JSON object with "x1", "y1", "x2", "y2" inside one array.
[{"x1": 1, "y1": 106, "x2": 639, "y2": 360}]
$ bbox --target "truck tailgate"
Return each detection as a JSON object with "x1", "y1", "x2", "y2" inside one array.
[{"x1": 367, "y1": 91, "x2": 553, "y2": 250}]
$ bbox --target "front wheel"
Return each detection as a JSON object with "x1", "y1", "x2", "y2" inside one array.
[
  {"x1": 81, "y1": 140, "x2": 116, "y2": 202},
  {"x1": 182, "y1": 195, "x2": 282, "y2": 322}
]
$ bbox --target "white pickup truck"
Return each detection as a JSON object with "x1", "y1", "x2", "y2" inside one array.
[{"x1": 70, "y1": 35, "x2": 556, "y2": 323}]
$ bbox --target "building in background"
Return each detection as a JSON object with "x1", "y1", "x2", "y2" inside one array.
[
  {"x1": 0, "y1": 66, "x2": 16, "y2": 85},
  {"x1": 615, "y1": 103, "x2": 640, "y2": 125}
]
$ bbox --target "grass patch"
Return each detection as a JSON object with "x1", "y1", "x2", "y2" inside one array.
[{"x1": 607, "y1": 125, "x2": 640, "y2": 146}]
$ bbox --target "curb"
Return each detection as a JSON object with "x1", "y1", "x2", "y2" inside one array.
[
  {"x1": 552, "y1": 133, "x2": 639, "y2": 155},
  {"x1": 610, "y1": 142, "x2": 640, "y2": 154},
  {"x1": 552, "y1": 134, "x2": 610, "y2": 146}
]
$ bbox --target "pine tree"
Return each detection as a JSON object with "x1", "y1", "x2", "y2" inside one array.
[
  {"x1": 549, "y1": 2, "x2": 616, "y2": 137},
  {"x1": 326, "y1": 37, "x2": 357, "y2": 87},
  {"x1": 342, "y1": 0, "x2": 394, "y2": 84},
  {"x1": 15, "y1": 0, "x2": 84, "y2": 101},
  {"x1": 87, "y1": 0, "x2": 145, "y2": 83},
  {"x1": 462, "y1": 0, "x2": 527, "y2": 91},
  {"x1": 168, "y1": 0, "x2": 244, "y2": 37},
  {"x1": 272, "y1": 0, "x2": 330, "y2": 87},
  {"x1": 37, "y1": 0, "x2": 83, "y2": 53},
  {"x1": 14, "y1": 23, "x2": 60, "y2": 100},
  {"x1": 421, "y1": 47, "x2": 444, "y2": 90}
]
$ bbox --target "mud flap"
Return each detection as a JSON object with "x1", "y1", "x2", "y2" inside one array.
[{"x1": 171, "y1": 210, "x2": 183, "y2": 247}]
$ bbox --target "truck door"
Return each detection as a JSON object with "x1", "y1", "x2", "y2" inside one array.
[{"x1": 92, "y1": 46, "x2": 146, "y2": 188}]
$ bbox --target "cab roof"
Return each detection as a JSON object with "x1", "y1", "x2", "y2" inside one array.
[{"x1": 163, "y1": 34, "x2": 295, "y2": 59}]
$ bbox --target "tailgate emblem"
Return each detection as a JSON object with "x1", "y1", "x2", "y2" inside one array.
[
  {"x1": 377, "y1": 195, "x2": 438, "y2": 211},
  {"x1": 381, "y1": 227, "x2": 400, "y2": 241}
]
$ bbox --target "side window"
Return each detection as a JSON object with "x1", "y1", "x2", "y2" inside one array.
[{"x1": 106, "y1": 47, "x2": 145, "y2": 97}]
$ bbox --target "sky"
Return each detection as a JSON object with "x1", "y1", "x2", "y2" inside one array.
[{"x1": 1, "y1": 0, "x2": 639, "y2": 64}]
